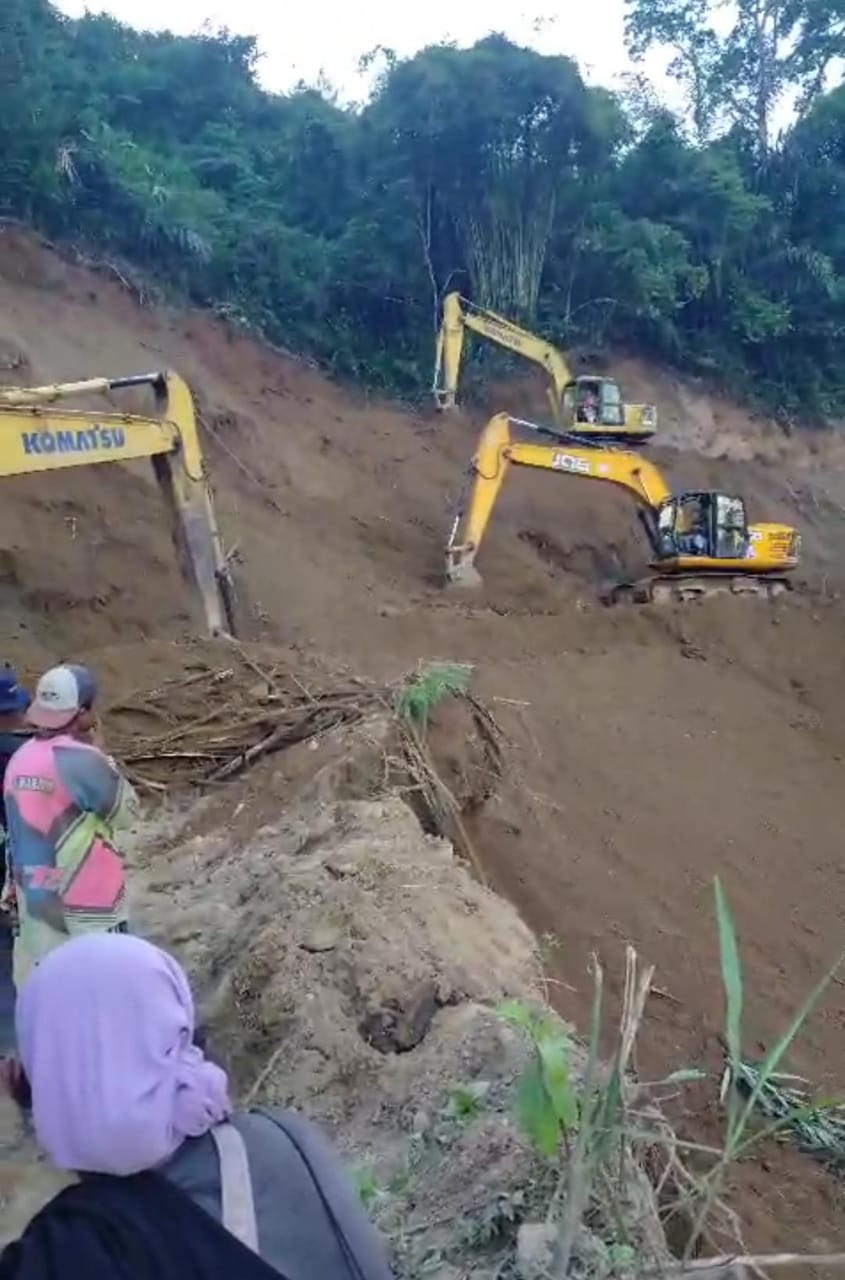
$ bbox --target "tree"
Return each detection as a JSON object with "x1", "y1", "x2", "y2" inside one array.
[
  {"x1": 363, "y1": 36, "x2": 617, "y2": 319},
  {"x1": 6, "y1": 2, "x2": 845, "y2": 416},
  {"x1": 625, "y1": 0, "x2": 845, "y2": 156}
]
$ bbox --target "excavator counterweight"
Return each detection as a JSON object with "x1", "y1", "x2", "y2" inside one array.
[
  {"x1": 446, "y1": 414, "x2": 799, "y2": 604},
  {"x1": 0, "y1": 370, "x2": 237, "y2": 636}
]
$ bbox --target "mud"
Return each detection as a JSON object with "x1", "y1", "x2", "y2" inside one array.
[{"x1": 1, "y1": 224, "x2": 845, "y2": 1260}]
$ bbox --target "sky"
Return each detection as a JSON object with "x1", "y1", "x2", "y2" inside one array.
[{"x1": 53, "y1": 0, "x2": 677, "y2": 107}]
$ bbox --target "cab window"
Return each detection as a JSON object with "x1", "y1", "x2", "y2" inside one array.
[
  {"x1": 598, "y1": 381, "x2": 625, "y2": 426},
  {"x1": 714, "y1": 495, "x2": 747, "y2": 559}
]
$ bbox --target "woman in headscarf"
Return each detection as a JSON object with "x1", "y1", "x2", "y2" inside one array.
[{"x1": 1, "y1": 932, "x2": 394, "y2": 1280}]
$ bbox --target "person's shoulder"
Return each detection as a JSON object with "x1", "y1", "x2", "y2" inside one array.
[
  {"x1": 0, "y1": 730, "x2": 32, "y2": 758},
  {"x1": 237, "y1": 1107, "x2": 325, "y2": 1146},
  {"x1": 2, "y1": 732, "x2": 38, "y2": 772},
  {"x1": 54, "y1": 737, "x2": 115, "y2": 768},
  {"x1": 234, "y1": 1108, "x2": 335, "y2": 1172},
  {"x1": 236, "y1": 1107, "x2": 357, "y2": 1192}
]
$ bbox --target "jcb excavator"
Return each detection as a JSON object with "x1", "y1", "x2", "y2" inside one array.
[
  {"x1": 433, "y1": 292, "x2": 658, "y2": 444},
  {"x1": 0, "y1": 369, "x2": 236, "y2": 635},
  {"x1": 446, "y1": 414, "x2": 800, "y2": 603}
]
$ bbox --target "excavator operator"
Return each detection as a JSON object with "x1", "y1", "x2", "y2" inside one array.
[
  {"x1": 677, "y1": 498, "x2": 708, "y2": 556},
  {"x1": 576, "y1": 384, "x2": 600, "y2": 424}
]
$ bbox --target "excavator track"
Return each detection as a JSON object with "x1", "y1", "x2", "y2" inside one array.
[{"x1": 603, "y1": 574, "x2": 793, "y2": 606}]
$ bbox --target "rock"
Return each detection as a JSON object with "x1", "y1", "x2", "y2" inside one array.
[
  {"x1": 516, "y1": 1222, "x2": 556, "y2": 1277},
  {"x1": 412, "y1": 1107, "x2": 431, "y2": 1136},
  {"x1": 300, "y1": 923, "x2": 341, "y2": 953}
]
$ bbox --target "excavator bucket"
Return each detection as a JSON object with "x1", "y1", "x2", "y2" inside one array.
[{"x1": 444, "y1": 544, "x2": 483, "y2": 588}]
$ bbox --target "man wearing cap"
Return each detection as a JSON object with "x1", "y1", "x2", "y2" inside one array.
[{"x1": 3, "y1": 664, "x2": 139, "y2": 988}]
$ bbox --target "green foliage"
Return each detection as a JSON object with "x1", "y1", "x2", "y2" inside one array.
[
  {"x1": 714, "y1": 878, "x2": 845, "y2": 1155},
  {"x1": 394, "y1": 663, "x2": 473, "y2": 730},
  {"x1": 682, "y1": 878, "x2": 845, "y2": 1258},
  {"x1": 4, "y1": 2, "x2": 845, "y2": 416},
  {"x1": 497, "y1": 1000, "x2": 579, "y2": 1158},
  {"x1": 625, "y1": 0, "x2": 845, "y2": 156},
  {"x1": 462, "y1": 1189, "x2": 528, "y2": 1248},
  {"x1": 445, "y1": 1080, "x2": 490, "y2": 1124},
  {"x1": 353, "y1": 1164, "x2": 386, "y2": 1209},
  {"x1": 730, "y1": 1060, "x2": 845, "y2": 1169},
  {"x1": 497, "y1": 893, "x2": 845, "y2": 1268}
]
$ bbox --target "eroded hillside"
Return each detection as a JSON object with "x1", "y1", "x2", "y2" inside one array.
[{"x1": 2, "y1": 225, "x2": 845, "y2": 1260}]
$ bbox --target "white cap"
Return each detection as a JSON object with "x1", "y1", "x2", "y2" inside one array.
[{"x1": 26, "y1": 664, "x2": 98, "y2": 731}]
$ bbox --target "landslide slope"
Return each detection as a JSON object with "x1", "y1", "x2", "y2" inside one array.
[{"x1": 2, "y1": 225, "x2": 845, "y2": 1255}]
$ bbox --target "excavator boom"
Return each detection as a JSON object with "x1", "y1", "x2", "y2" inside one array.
[
  {"x1": 446, "y1": 413, "x2": 798, "y2": 602},
  {"x1": 0, "y1": 370, "x2": 236, "y2": 637},
  {"x1": 434, "y1": 293, "x2": 571, "y2": 416}
]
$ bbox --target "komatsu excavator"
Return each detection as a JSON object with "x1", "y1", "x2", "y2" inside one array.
[
  {"x1": 446, "y1": 414, "x2": 800, "y2": 603},
  {"x1": 433, "y1": 292, "x2": 658, "y2": 444},
  {"x1": 0, "y1": 369, "x2": 236, "y2": 635}
]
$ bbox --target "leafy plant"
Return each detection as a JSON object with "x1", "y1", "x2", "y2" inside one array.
[
  {"x1": 497, "y1": 1000, "x2": 579, "y2": 1159},
  {"x1": 352, "y1": 1164, "x2": 386, "y2": 1209},
  {"x1": 463, "y1": 1188, "x2": 528, "y2": 1247},
  {"x1": 394, "y1": 663, "x2": 473, "y2": 729},
  {"x1": 444, "y1": 1080, "x2": 491, "y2": 1125}
]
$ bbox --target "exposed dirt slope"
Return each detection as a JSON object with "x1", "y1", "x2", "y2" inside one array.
[{"x1": 2, "y1": 226, "x2": 845, "y2": 1258}]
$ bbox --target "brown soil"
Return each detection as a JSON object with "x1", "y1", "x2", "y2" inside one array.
[{"x1": 2, "y1": 224, "x2": 845, "y2": 1261}]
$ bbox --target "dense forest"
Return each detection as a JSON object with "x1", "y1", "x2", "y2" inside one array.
[{"x1": 3, "y1": 0, "x2": 845, "y2": 419}]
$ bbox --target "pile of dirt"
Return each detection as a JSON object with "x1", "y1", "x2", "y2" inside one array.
[
  {"x1": 131, "y1": 736, "x2": 667, "y2": 1278},
  {"x1": 0, "y1": 715, "x2": 668, "y2": 1277}
]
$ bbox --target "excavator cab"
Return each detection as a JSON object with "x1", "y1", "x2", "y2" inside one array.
[
  {"x1": 655, "y1": 492, "x2": 749, "y2": 560},
  {"x1": 563, "y1": 377, "x2": 626, "y2": 429}
]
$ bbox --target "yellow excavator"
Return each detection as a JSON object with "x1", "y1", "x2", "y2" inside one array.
[
  {"x1": 0, "y1": 369, "x2": 237, "y2": 635},
  {"x1": 446, "y1": 414, "x2": 800, "y2": 603},
  {"x1": 433, "y1": 292, "x2": 658, "y2": 444}
]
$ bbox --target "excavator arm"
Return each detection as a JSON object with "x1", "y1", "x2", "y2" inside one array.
[
  {"x1": 0, "y1": 370, "x2": 236, "y2": 636},
  {"x1": 446, "y1": 413, "x2": 669, "y2": 585},
  {"x1": 434, "y1": 293, "x2": 572, "y2": 422}
]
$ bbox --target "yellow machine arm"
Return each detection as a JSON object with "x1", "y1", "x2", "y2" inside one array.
[
  {"x1": 434, "y1": 293, "x2": 571, "y2": 419},
  {"x1": 446, "y1": 413, "x2": 799, "y2": 591},
  {"x1": 0, "y1": 370, "x2": 236, "y2": 636},
  {"x1": 447, "y1": 413, "x2": 668, "y2": 579}
]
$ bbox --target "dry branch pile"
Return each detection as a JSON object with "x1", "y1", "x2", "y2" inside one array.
[
  {"x1": 104, "y1": 646, "x2": 502, "y2": 823},
  {"x1": 108, "y1": 661, "x2": 378, "y2": 791}
]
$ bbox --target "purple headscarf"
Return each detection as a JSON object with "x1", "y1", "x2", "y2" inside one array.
[{"x1": 16, "y1": 933, "x2": 231, "y2": 1175}]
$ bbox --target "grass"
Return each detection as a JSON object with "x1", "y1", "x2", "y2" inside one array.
[
  {"x1": 495, "y1": 878, "x2": 845, "y2": 1278},
  {"x1": 394, "y1": 662, "x2": 474, "y2": 728},
  {"x1": 678, "y1": 877, "x2": 845, "y2": 1260}
]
